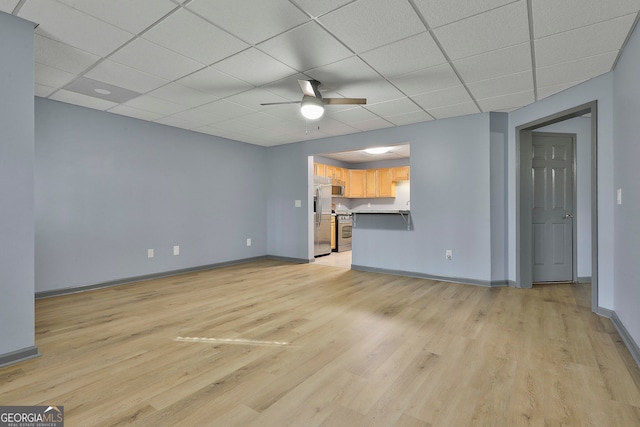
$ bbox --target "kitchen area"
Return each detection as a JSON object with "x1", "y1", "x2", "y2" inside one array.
[{"x1": 312, "y1": 144, "x2": 410, "y2": 269}]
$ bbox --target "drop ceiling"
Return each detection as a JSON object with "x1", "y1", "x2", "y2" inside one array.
[{"x1": 5, "y1": 0, "x2": 640, "y2": 147}]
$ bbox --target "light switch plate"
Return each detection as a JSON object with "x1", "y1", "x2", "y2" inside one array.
[
  {"x1": 295, "y1": 199, "x2": 302, "y2": 208},
  {"x1": 173, "y1": 245, "x2": 180, "y2": 255},
  {"x1": 148, "y1": 248, "x2": 154, "y2": 258},
  {"x1": 617, "y1": 188, "x2": 622, "y2": 205}
]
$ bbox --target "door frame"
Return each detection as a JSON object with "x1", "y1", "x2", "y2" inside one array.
[
  {"x1": 530, "y1": 131, "x2": 578, "y2": 283},
  {"x1": 516, "y1": 101, "x2": 598, "y2": 313}
]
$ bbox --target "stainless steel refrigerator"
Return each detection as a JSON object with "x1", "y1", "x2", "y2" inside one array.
[{"x1": 314, "y1": 176, "x2": 332, "y2": 257}]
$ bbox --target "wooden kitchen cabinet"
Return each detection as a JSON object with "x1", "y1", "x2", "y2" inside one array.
[
  {"x1": 314, "y1": 163, "x2": 326, "y2": 176},
  {"x1": 377, "y1": 168, "x2": 395, "y2": 197},
  {"x1": 348, "y1": 170, "x2": 366, "y2": 198},
  {"x1": 391, "y1": 166, "x2": 410, "y2": 181},
  {"x1": 365, "y1": 169, "x2": 377, "y2": 197}
]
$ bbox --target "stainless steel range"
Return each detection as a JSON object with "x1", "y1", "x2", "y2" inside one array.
[{"x1": 336, "y1": 213, "x2": 352, "y2": 252}]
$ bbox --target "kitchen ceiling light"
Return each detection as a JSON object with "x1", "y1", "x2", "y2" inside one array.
[
  {"x1": 300, "y1": 95, "x2": 324, "y2": 120},
  {"x1": 364, "y1": 147, "x2": 390, "y2": 154},
  {"x1": 94, "y1": 88, "x2": 111, "y2": 95}
]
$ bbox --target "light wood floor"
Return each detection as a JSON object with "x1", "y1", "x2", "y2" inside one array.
[{"x1": 2, "y1": 260, "x2": 640, "y2": 426}]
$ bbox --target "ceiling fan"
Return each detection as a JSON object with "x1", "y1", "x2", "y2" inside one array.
[{"x1": 260, "y1": 79, "x2": 366, "y2": 120}]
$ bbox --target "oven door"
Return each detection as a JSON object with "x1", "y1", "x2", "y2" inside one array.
[{"x1": 337, "y1": 220, "x2": 352, "y2": 252}]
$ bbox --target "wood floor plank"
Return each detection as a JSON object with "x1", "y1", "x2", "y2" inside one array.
[{"x1": 1, "y1": 261, "x2": 639, "y2": 426}]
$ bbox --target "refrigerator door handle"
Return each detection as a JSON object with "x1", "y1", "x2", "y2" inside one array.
[{"x1": 316, "y1": 186, "x2": 321, "y2": 227}]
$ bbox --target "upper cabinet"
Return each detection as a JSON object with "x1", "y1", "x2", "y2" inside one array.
[{"x1": 315, "y1": 162, "x2": 409, "y2": 199}]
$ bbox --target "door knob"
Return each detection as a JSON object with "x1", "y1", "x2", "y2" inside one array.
[{"x1": 563, "y1": 213, "x2": 574, "y2": 219}]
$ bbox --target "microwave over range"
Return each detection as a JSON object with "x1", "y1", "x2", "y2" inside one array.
[{"x1": 331, "y1": 180, "x2": 345, "y2": 197}]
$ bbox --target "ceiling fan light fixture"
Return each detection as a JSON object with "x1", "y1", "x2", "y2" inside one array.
[
  {"x1": 300, "y1": 95, "x2": 324, "y2": 120},
  {"x1": 364, "y1": 146, "x2": 390, "y2": 155}
]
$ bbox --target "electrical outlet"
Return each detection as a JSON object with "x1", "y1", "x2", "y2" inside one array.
[
  {"x1": 246, "y1": 238, "x2": 252, "y2": 247},
  {"x1": 173, "y1": 245, "x2": 180, "y2": 256},
  {"x1": 445, "y1": 250, "x2": 452, "y2": 260},
  {"x1": 147, "y1": 248, "x2": 154, "y2": 258}
]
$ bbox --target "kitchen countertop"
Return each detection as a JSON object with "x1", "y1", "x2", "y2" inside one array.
[{"x1": 351, "y1": 209, "x2": 410, "y2": 214}]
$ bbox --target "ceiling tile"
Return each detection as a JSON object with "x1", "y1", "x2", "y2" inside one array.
[
  {"x1": 350, "y1": 117, "x2": 395, "y2": 132},
  {"x1": 365, "y1": 98, "x2": 422, "y2": 116},
  {"x1": 336, "y1": 78, "x2": 405, "y2": 104},
  {"x1": 412, "y1": 0, "x2": 516, "y2": 28},
  {"x1": 62, "y1": 77, "x2": 141, "y2": 103},
  {"x1": 109, "y1": 38, "x2": 205, "y2": 81},
  {"x1": 154, "y1": 115, "x2": 193, "y2": 129},
  {"x1": 361, "y1": 32, "x2": 447, "y2": 77},
  {"x1": 0, "y1": 1, "x2": 19, "y2": 13},
  {"x1": 252, "y1": 103, "x2": 301, "y2": 121},
  {"x1": 212, "y1": 48, "x2": 296, "y2": 87},
  {"x1": 143, "y1": 9, "x2": 249, "y2": 65},
  {"x1": 55, "y1": 0, "x2": 177, "y2": 34},
  {"x1": 108, "y1": 104, "x2": 164, "y2": 122},
  {"x1": 124, "y1": 95, "x2": 186, "y2": 116},
  {"x1": 476, "y1": 90, "x2": 534, "y2": 111},
  {"x1": 318, "y1": 0, "x2": 426, "y2": 53},
  {"x1": 186, "y1": 0, "x2": 308, "y2": 44},
  {"x1": 50, "y1": 89, "x2": 118, "y2": 111},
  {"x1": 35, "y1": 83, "x2": 57, "y2": 98},
  {"x1": 20, "y1": 0, "x2": 133, "y2": 57},
  {"x1": 198, "y1": 100, "x2": 256, "y2": 121},
  {"x1": 454, "y1": 42, "x2": 532, "y2": 83},
  {"x1": 34, "y1": 35, "x2": 100, "y2": 74},
  {"x1": 258, "y1": 22, "x2": 353, "y2": 72},
  {"x1": 411, "y1": 85, "x2": 472, "y2": 110},
  {"x1": 535, "y1": 15, "x2": 636, "y2": 67},
  {"x1": 328, "y1": 106, "x2": 379, "y2": 124},
  {"x1": 467, "y1": 70, "x2": 533, "y2": 99},
  {"x1": 537, "y1": 82, "x2": 585, "y2": 100},
  {"x1": 167, "y1": 108, "x2": 220, "y2": 128},
  {"x1": 85, "y1": 60, "x2": 169, "y2": 93},
  {"x1": 306, "y1": 56, "x2": 379, "y2": 92},
  {"x1": 293, "y1": 0, "x2": 352, "y2": 18},
  {"x1": 433, "y1": 1, "x2": 530, "y2": 60},
  {"x1": 261, "y1": 73, "x2": 314, "y2": 101},
  {"x1": 35, "y1": 63, "x2": 76, "y2": 88},
  {"x1": 386, "y1": 110, "x2": 434, "y2": 126},
  {"x1": 427, "y1": 101, "x2": 480, "y2": 120},
  {"x1": 533, "y1": 0, "x2": 640, "y2": 38},
  {"x1": 224, "y1": 88, "x2": 288, "y2": 111},
  {"x1": 177, "y1": 67, "x2": 254, "y2": 99},
  {"x1": 536, "y1": 51, "x2": 618, "y2": 88},
  {"x1": 147, "y1": 83, "x2": 219, "y2": 108},
  {"x1": 390, "y1": 63, "x2": 461, "y2": 96}
]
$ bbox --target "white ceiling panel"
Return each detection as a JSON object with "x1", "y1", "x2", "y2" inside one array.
[
  {"x1": 319, "y1": 0, "x2": 426, "y2": 53},
  {"x1": 84, "y1": 60, "x2": 169, "y2": 93},
  {"x1": 454, "y1": 42, "x2": 532, "y2": 83},
  {"x1": 35, "y1": 63, "x2": 76, "y2": 88},
  {"x1": 258, "y1": 22, "x2": 353, "y2": 72},
  {"x1": 212, "y1": 48, "x2": 296, "y2": 87},
  {"x1": 0, "y1": 0, "x2": 19, "y2": 13},
  {"x1": 177, "y1": 67, "x2": 253, "y2": 99},
  {"x1": 143, "y1": 9, "x2": 249, "y2": 65},
  {"x1": 434, "y1": 1, "x2": 530, "y2": 60},
  {"x1": 293, "y1": 0, "x2": 353, "y2": 18},
  {"x1": 55, "y1": 0, "x2": 177, "y2": 34},
  {"x1": 467, "y1": 70, "x2": 533, "y2": 99},
  {"x1": 365, "y1": 98, "x2": 422, "y2": 117},
  {"x1": 124, "y1": 95, "x2": 186, "y2": 116},
  {"x1": 34, "y1": 35, "x2": 100, "y2": 74},
  {"x1": 535, "y1": 15, "x2": 636, "y2": 67},
  {"x1": 108, "y1": 104, "x2": 164, "y2": 122},
  {"x1": 533, "y1": 0, "x2": 640, "y2": 38},
  {"x1": 411, "y1": 85, "x2": 473, "y2": 110},
  {"x1": 186, "y1": 0, "x2": 308, "y2": 45},
  {"x1": 109, "y1": 38, "x2": 204, "y2": 81},
  {"x1": 476, "y1": 90, "x2": 534, "y2": 112},
  {"x1": 147, "y1": 83, "x2": 219, "y2": 108},
  {"x1": 536, "y1": 52, "x2": 618, "y2": 88},
  {"x1": 361, "y1": 32, "x2": 447, "y2": 77},
  {"x1": 19, "y1": 0, "x2": 640, "y2": 146},
  {"x1": 20, "y1": 0, "x2": 133, "y2": 57},
  {"x1": 390, "y1": 64, "x2": 461, "y2": 96},
  {"x1": 427, "y1": 101, "x2": 480, "y2": 120},
  {"x1": 50, "y1": 89, "x2": 118, "y2": 111},
  {"x1": 412, "y1": 0, "x2": 516, "y2": 28}
]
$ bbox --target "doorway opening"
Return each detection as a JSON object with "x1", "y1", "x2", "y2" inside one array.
[{"x1": 516, "y1": 101, "x2": 598, "y2": 312}]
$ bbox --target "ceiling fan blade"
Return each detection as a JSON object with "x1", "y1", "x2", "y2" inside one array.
[
  {"x1": 298, "y1": 79, "x2": 323, "y2": 99},
  {"x1": 260, "y1": 101, "x2": 301, "y2": 106},
  {"x1": 323, "y1": 98, "x2": 367, "y2": 105}
]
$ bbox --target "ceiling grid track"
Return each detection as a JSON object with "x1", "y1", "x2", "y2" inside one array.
[{"x1": 526, "y1": 0, "x2": 539, "y2": 102}]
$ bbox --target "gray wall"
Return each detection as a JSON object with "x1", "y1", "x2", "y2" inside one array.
[
  {"x1": 613, "y1": 20, "x2": 640, "y2": 346},
  {"x1": 35, "y1": 98, "x2": 268, "y2": 292},
  {"x1": 490, "y1": 112, "x2": 508, "y2": 284},
  {"x1": 0, "y1": 12, "x2": 36, "y2": 358},
  {"x1": 268, "y1": 113, "x2": 495, "y2": 283}
]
